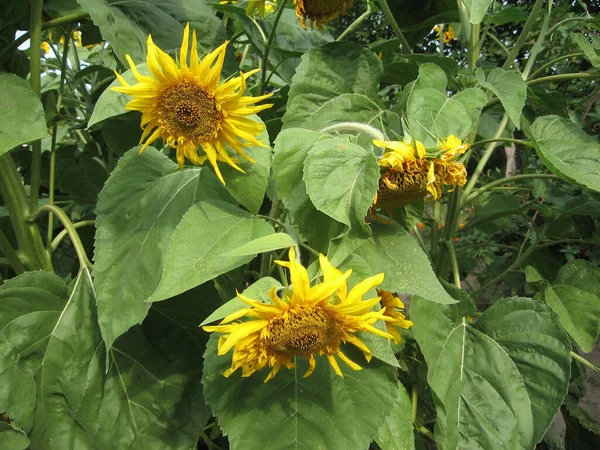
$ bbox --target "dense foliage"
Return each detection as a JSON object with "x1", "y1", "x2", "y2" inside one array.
[{"x1": 1, "y1": 0, "x2": 600, "y2": 449}]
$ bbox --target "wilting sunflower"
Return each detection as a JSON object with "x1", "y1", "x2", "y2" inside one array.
[
  {"x1": 112, "y1": 24, "x2": 273, "y2": 184},
  {"x1": 370, "y1": 136, "x2": 468, "y2": 217},
  {"x1": 203, "y1": 247, "x2": 394, "y2": 382},
  {"x1": 295, "y1": 0, "x2": 354, "y2": 30},
  {"x1": 377, "y1": 289, "x2": 413, "y2": 345}
]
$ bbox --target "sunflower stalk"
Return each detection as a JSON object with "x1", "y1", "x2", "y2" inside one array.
[{"x1": 29, "y1": 0, "x2": 44, "y2": 212}]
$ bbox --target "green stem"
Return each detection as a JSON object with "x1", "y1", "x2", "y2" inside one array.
[
  {"x1": 320, "y1": 122, "x2": 384, "y2": 141},
  {"x1": 528, "y1": 52, "x2": 585, "y2": 80},
  {"x1": 50, "y1": 220, "x2": 95, "y2": 252},
  {"x1": 446, "y1": 241, "x2": 461, "y2": 288},
  {"x1": 259, "y1": 0, "x2": 288, "y2": 95},
  {"x1": 435, "y1": 187, "x2": 462, "y2": 277},
  {"x1": 418, "y1": 426, "x2": 436, "y2": 441},
  {"x1": 536, "y1": 238, "x2": 600, "y2": 250},
  {"x1": 412, "y1": 225, "x2": 430, "y2": 259},
  {"x1": 259, "y1": 196, "x2": 282, "y2": 278},
  {"x1": 0, "y1": 230, "x2": 26, "y2": 274},
  {"x1": 522, "y1": 0, "x2": 552, "y2": 80},
  {"x1": 571, "y1": 351, "x2": 600, "y2": 376},
  {"x1": 455, "y1": 243, "x2": 520, "y2": 252},
  {"x1": 0, "y1": 154, "x2": 52, "y2": 271},
  {"x1": 336, "y1": 5, "x2": 372, "y2": 41},
  {"x1": 465, "y1": 174, "x2": 558, "y2": 203},
  {"x1": 461, "y1": 114, "x2": 510, "y2": 201},
  {"x1": 546, "y1": 17, "x2": 598, "y2": 37},
  {"x1": 29, "y1": 0, "x2": 44, "y2": 212},
  {"x1": 411, "y1": 387, "x2": 418, "y2": 423},
  {"x1": 501, "y1": 0, "x2": 544, "y2": 70},
  {"x1": 472, "y1": 138, "x2": 533, "y2": 147},
  {"x1": 469, "y1": 23, "x2": 481, "y2": 73},
  {"x1": 378, "y1": 0, "x2": 412, "y2": 54},
  {"x1": 527, "y1": 72, "x2": 600, "y2": 87},
  {"x1": 484, "y1": 30, "x2": 510, "y2": 56},
  {"x1": 31, "y1": 205, "x2": 92, "y2": 270},
  {"x1": 431, "y1": 201, "x2": 441, "y2": 256}
]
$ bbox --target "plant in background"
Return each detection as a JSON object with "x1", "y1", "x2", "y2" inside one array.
[{"x1": 0, "y1": 0, "x2": 599, "y2": 449}]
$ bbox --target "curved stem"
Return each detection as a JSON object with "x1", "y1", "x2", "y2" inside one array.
[
  {"x1": 484, "y1": 30, "x2": 510, "y2": 56},
  {"x1": 528, "y1": 52, "x2": 585, "y2": 80},
  {"x1": 50, "y1": 220, "x2": 95, "y2": 252},
  {"x1": 571, "y1": 351, "x2": 600, "y2": 376},
  {"x1": 0, "y1": 230, "x2": 26, "y2": 274},
  {"x1": 472, "y1": 137, "x2": 533, "y2": 147},
  {"x1": 527, "y1": 72, "x2": 600, "y2": 87},
  {"x1": 259, "y1": 0, "x2": 289, "y2": 95},
  {"x1": 29, "y1": 0, "x2": 44, "y2": 212},
  {"x1": 320, "y1": 122, "x2": 384, "y2": 141},
  {"x1": 378, "y1": 0, "x2": 412, "y2": 54},
  {"x1": 546, "y1": 17, "x2": 598, "y2": 37},
  {"x1": 465, "y1": 174, "x2": 558, "y2": 203},
  {"x1": 336, "y1": 5, "x2": 372, "y2": 41},
  {"x1": 446, "y1": 241, "x2": 461, "y2": 289},
  {"x1": 32, "y1": 205, "x2": 92, "y2": 270}
]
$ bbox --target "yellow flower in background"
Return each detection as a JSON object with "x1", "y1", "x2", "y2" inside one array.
[
  {"x1": 295, "y1": 0, "x2": 354, "y2": 30},
  {"x1": 434, "y1": 24, "x2": 456, "y2": 43},
  {"x1": 377, "y1": 290, "x2": 413, "y2": 345},
  {"x1": 371, "y1": 136, "x2": 468, "y2": 214},
  {"x1": 41, "y1": 41, "x2": 50, "y2": 54},
  {"x1": 219, "y1": 0, "x2": 274, "y2": 16},
  {"x1": 113, "y1": 24, "x2": 273, "y2": 183},
  {"x1": 203, "y1": 247, "x2": 393, "y2": 382}
]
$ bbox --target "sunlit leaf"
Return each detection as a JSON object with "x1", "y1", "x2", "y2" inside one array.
[{"x1": 476, "y1": 68, "x2": 527, "y2": 128}]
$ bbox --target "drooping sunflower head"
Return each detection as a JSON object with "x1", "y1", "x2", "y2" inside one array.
[
  {"x1": 203, "y1": 247, "x2": 394, "y2": 382},
  {"x1": 371, "y1": 136, "x2": 468, "y2": 215},
  {"x1": 294, "y1": 0, "x2": 354, "y2": 30},
  {"x1": 112, "y1": 24, "x2": 273, "y2": 184},
  {"x1": 376, "y1": 289, "x2": 414, "y2": 345}
]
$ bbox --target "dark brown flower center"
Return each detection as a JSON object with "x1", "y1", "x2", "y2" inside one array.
[
  {"x1": 375, "y1": 159, "x2": 435, "y2": 208},
  {"x1": 158, "y1": 79, "x2": 223, "y2": 143},
  {"x1": 264, "y1": 307, "x2": 341, "y2": 355}
]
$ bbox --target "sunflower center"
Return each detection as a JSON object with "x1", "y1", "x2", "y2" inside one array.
[
  {"x1": 264, "y1": 307, "x2": 341, "y2": 356},
  {"x1": 302, "y1": 0, "x2": 346, "y2": 15},
  {"x1": 158, "y1": 79, "x2": 223, "y2": 143},
  {"x1": 375, "y1": 159, "x2": 435, "y2": 208}
]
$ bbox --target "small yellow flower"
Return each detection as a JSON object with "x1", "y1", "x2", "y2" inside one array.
[
  {"x1": 371, "y1": 136, "x2": 468, "y2": 213},
  {"x1": 203, "y1": 247, "x2": 394, "y2": 382},
  {"x1": 433, "y1": 24, "x2": 456, "y2": 43},
  {"x1": 220, "y1": 0, "x2": 272, "y2": 16},
  {"x1": 377, "y1": 290, "x2": 413, "y2": 345},
  {"x1": 112, "y1": 24, "x2": 273, "y2": 183},
  {"x1": 294, "y1": 0, "x2": 354, "y2": 30},
  {"x1": 41, "y1": 41, "x2": 50, "y2": 54}
]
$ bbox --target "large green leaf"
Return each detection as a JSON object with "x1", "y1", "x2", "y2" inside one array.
[
  {"x1": 463, "y1": 0, "x2": 494, "y2": 23},
  {"x1": 375, "y1": 382, "x2": 415, "y2": 450},
  {"x1": 303, "y1": 137, "x2": 379, "y2": 231},
  {"x1": 353, "y1": 221, "x2": 455, "y2": 304},
  {"x1": 542, "y1": 260, "x2": 600, "y2": 352},
  {"x1": 476, "y1": 297, "x2": 572, "y2": 444},
  {"x1": 407, "y1": 65, "x2": 486, "y2": 147},
  {"x1": 476, "y1": 68, "x2": 527, "y2": 128},
  {"x1": 529, "y1": 115, "x2": 600, "y2": 193},
  {"x1": 74, "y1": 0, "x2": 226, "y2": 65},
  {"x1": 282, "y1": 42, "x2": 383, "y2": 129},
  {"x1": 571, "y1": 32, "x2": 600, "y2": 69},
  {"x1": 94, "y1": 146, "x2": 233, "y2": 351},
  {"x1": 0, "y1": 422, "x2": 29, "y2": 450},
  {"x1": 272, "y1": 128, "x2": 343, "y2": 252},
  {"x1": 0, "y1": 270, "x2": 210, "y2": 448},
  {"x1": 0, "y1": 73, "x2": 48, "y2": 157},
  {"x1": 203, "y1": 336, "x2": 397, "y2": 450},
  {"x1": 148, "y1": 200, "x2": 275, "y2": 302}
]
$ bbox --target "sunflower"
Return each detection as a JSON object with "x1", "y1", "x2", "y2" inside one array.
[
  {"x1": 295, "y1": 0, "x2": 354, "y2": 30},
  {"x1": 203, "y1": 247, "x2": 394, "y2": 382},
  {"x1": 112, "y1": 24, "x2": 273, "y2": 184},
  {"x1": 370, "y1": 136, "x2": 468, "y2": 215},
  {"x1": 377, "y1": 289, "x2": 413, "y2": 345},
  {"x1": 433, "y1": 24, "x2": 456, "y2": 43}
]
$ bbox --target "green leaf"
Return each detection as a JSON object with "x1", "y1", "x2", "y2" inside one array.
[
  {"x1": 489, "y1": 7, "x2": 526, "y2": 25},
  {"x1": 543, "y1": 260, "x2": 600, "y2": 352},
  {"x1": 462, "y1": 0, "x2": 494, "y2": 23},
  {"x1": 0, "y1": 422, "x2": 29, "y2": 450},
  {"x1": 0, "y1": 269, "x2": 211, "y2": 448},
  {"x1": 476, "y1": 297, "x2": 572, "y2": 444},
  {"x1": 354, "y1": 221, "x2": 456, "y2": 304},
  {"x1": 149, "y1": 200, "x2": 275, "y2": 302},
  {"x1": 529, "y1": 115, "x2": 600, "y2": 193},
  {"x1": 74, "y1": 0, "x2": 226, "y2": 66},
  {"x1": 407, "y1": 66, "x2": 486, "y2": 147},
  {"x1": 222, "y1": 233, "x2": 295, "y2": 257},
  {"x1": 272, "y1": 128, "x2": 343, "y2": 252},
  {"x1": 375, "y1": 382, "x2": 415, "y2": 450},
  {"x1": 571, "y1": 32, "x2": 600, "y2": 68},
  {"x1": 203, "y1": 336, "x2": 398, "y2": 450},
  {"x1": 283, "y1": 42, "x2": 383, "y2": 129},
  {"x1": 220, "y1": 123, "x2": 271, "y2": 215},
  {"x1": 466, "y1": 194, "x2": 531, "y2": 230},
  {"x1": 0, "y1": 73, "x2": 47, "y2": 156},
  {"x1": 303, "y1": 137, "x2": 379, "y2": 231},
  {"x1": 476, "y1": 68, "x2": 527, "y2": 128},
  {"x1": 94, "y1": 146, "x2": 233, "y2": 351},
  {"x1": 200, "y1": 277, "x2": 282, "y2": 326}
]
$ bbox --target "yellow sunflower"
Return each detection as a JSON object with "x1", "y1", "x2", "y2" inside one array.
[
  {"x1": 370, "y1": 136, "x2": 468, "y2": 215},
  {"x1": 203, "y1": 247, "x2": 394, "y2": 382},
  {"x1": 434, "y1": 24, "x2": 456, "y2": 43},
  {"x1": 295, "y1": 0, "x2": 354, "y2": 30},
  {"x1": 112, "y1": 24, "x2": 273, "y2": 184},
  {"x1": 377, "y1": 289, "x2": 414, "y2": 345}
]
